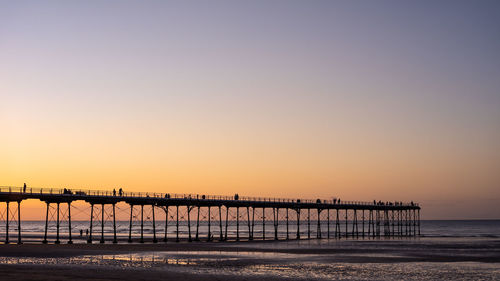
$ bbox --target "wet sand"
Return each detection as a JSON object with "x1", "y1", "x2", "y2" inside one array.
[{"x1": 1, "y1": 238, "x2": 499, "y2": 280}]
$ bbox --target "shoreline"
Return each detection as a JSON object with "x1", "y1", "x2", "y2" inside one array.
[
  {"x1": 0, "y1": 237, "x2": 499, "y2": 263},
  {"x1": 0, "y1": 238, "x2": 499, "y2": 280}
]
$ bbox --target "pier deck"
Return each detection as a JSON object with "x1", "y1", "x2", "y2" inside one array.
[{"x1": 0, "y1": 186, "x2": 420, "y2": 244}]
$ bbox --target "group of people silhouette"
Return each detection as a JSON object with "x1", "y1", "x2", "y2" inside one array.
[{"x1": 112, "y1": 188, "x2": 124, "y2": 196}]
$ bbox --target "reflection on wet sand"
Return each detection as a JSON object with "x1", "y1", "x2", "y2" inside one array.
[{"x1": 1, "y1": 245, "x2": 499, "y2": 280}]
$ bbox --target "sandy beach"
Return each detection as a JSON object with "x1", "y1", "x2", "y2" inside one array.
[{"x1": 1, "y1": 238, "x2": 499, "y2": 280}]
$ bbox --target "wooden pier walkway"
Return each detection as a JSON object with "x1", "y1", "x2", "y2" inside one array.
[{"x1": 0, "y1": 186, "x2": 420, "y2": 244}]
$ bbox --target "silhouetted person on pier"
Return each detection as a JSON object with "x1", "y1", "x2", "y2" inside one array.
[
  {"x1": 234, "y1": 194, "x2": 239, "y2": 200},
  {"x1": 113, "y1": 189, "x2": 116, "y2": 196},
  {"x1": 373, "y1": 200, "x2": 376, "y2": 205},
  {"x1": 23, "y1": 183, "x2": 26, "y2": 193},
  {"x1": 338, "y1": 198, "x2": 341, "y2": 204},
  {"x1": 80, "y1": 229, "x2": 83, "y2": 237},
  {"x1": 86, "y1": 229, "x2": 89, "y2": 237},
  {"x1": 119, "y1": 188, "x2": 123, "y2": 196}
]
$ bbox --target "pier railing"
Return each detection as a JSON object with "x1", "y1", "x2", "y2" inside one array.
[{"x1": 0, "y1": 186, "x2": 418, "y2": 207}]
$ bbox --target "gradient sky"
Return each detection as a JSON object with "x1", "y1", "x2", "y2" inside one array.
[{"x1": 1, "y1": 1, "x2": 499, "y2": 219}]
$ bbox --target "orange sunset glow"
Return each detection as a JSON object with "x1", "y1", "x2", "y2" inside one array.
[{"x1": 2, "y1": 1, "x2": 499, "y2": 220}]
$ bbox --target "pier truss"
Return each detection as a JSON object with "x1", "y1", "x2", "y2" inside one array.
[{"x1": 0, "y1": 186, "x2": 420, "y2": 244}]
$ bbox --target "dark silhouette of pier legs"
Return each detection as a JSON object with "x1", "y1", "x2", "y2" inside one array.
[
  {"x1": 17, "y1": 201, "x2": 22, "y2": 244},
  {"x1": 67, "y1": 202, "x2": 72, "y2": 244},
  {"x1": 345, "y1": 209, "x2": 348, "y2": 238},
  {"x1": 187, "y1": 206, "x2": 192, "y2": 242},
  {"x1": 176, "y1": 205, "x2": 179, "y2": 242},
  {"x1": 128, "y1": 204, "x2": 133, "y2": 243},
  {"x1": 55, "y1": 203, "x2": 60, "y2": 244},
  {"x1": 273, "y1": 208, "x2": 278, "y2": 240},
  {"x1": 195, "y1": 206, "x2": 200, "y2": 241},
  {"x1": 152, "y1": 205, "x2": 157, "y2": 243},
  {"x1": 112, "y1": 204, "x2": 117, "y2": 243},
  {"x1": 251, "y1": 207, "x2": 255, "y2": 240},
  {"x1": 362, "y1": 210, "x2": 365, "y2": 238},
  {"x1": 316, "y1": 209, "x2": 321, "y2": 239},
  {"x1": 307, "y1": 208, "x2": 311, "y2": 239},
  {"x1": 418, "y1": 209, "x2": 421, "y2": 236},
  {"x1": 207, "y1": 206, "x2": 211, "y2": 242},
  {"x1": 246, "y1": 207, "x2": 251, "y2": 241},
  {"x1": 101, "y1": 204, "x2": 105, "y2": 244},
  {"x1": 335, "y1": 209, "x2": 340, "y2": 238},
  {"x1": 398, "y1": 210, "x2": 402, "y2": 236},
  {"x1": 353, "y1": 209, "x2": 358, "y2": 238},
  {"x1": 296, "y1": 209, "x2": 301, "y2": 239},
  {"x1": 286, "y1": 208, "x2": 290, "y2": 240},
  {"x1": 262, "y1": 208, "x2": 266, "y2": 240},
  {"x1": 140, "y1": 205, "x2": 144, "y2": 243},
  {"x1": 164, "y1": 206, "x2": 169, "y2": 242},
  {"x1": 5, "y1": 202, "x2": 9, "y2": 244},
  {"x1": 0, "y1": 188, "x2": 422, "y2": 243},
  {"x1": 224, "y1": 206, "x2": 229, "y2": 241},
  {"x1": 405, "y1": 209, "x2": 409, "y2": 236},
  {"x1": 88, "y1": 204, "x2": 94, "y2": 243},
  {"x1": 43, "y1": 202, "x2": 49, "y2": 243},
  {"x1": 327, "y1": 209, "x2": 330, "y2": 239},
  {"x1": 219, "y1": 206, "x2": 224, "y2": 241},
  {"x1": 236, "y1": 207, "x2": 240, "y2": 241}
]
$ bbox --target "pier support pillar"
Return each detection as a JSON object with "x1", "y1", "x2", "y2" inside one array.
[
  {"x1": 247, "y1": 207, "x2": 251, "y2": 241},
  {"x1": 335, "y1": 209, "x2": 340, "y2": 238},
  {"x1": 164, "y1": 206, "x2": 169, "y2": 242},
  {"x1": 317, "y1": 209, "x2": 321, "y2": 239},
  {"x1": 418, "y1": 209, "x2": 421, "y2": 236},
  {"x1": 262, "y1": 208, "x2": 266, "y2": 240},
  {"x1": 187, "y1": 206, "x2": 192, "y2": 242},
  {"x1": 273, "y1": 208, "x2": 278, "y2": 240},
  {"x1": 176, "y1": 205, "x2": 179, "y2": 242},
  {"x1": 196, "y1": 206, "x2": 200, "y2": 241},
  {"x1": 362, "y1": 210, "x2": 365, "y2": 238},
  {"x1": 5, "y1": 202, "x2": 9, "y2": 244},
  {"x1": 327, "y1": 209, "x2": 330, "y2": 239},
  {"x1": 224, "y1": 206, "x2": 229, "y2": 241},
  {"x1": 88, "y1": 204, "x2": 94, "y2": 243},
  {"x1": 17, "y1": 201, "x2": 22, "y2": 244},
  {"x1": 140, "y1": 205, "x2": 144, "y2": 243},
  {"x1": 100, "y1": 204, "x2": 105, "y2": 244},
  {"x1": 286, "y1": 208, "x2": 289, "y2": 240},
  {"x1": 207, "y1": 206, "x2": 211, "y2": 242},
  {"x1": 236, "y1": 207, "x2": 240, "y2": 241},
  {"x1": 152, "y1": 205, "x2": 157, "y2": 243},
  {"x1": 307, "y1": 208, "x2": 311, "y2": 239},
  {"x1": 112, "y1": 204, "x2": 117, "y2": 244},
  {"x1": 128, "y1": 204, "x2": 133, "y2": 243},
  {"x1": 55, "y1": 203, "x2": 60, "y2": 244},
  {"x1": 296, "y1": 209, "x2": 301, "y2": 239},
  {"x1": 67, "y1": 202, "x2": 72, "y2": 244},
  {"x1": 353, "y1": 209, "x2": 358, "y2": 238},
  {"x1": 251, "y1": 207, "x2": 255, "y2": 241},
  {"x1": 43, "y1": 202, "x2": 49, "y2": 244},
  {"x1": 345, "y1": 209, "x2": 348, "y2": 238},
  {"x1": 219, "y1": 206, "x2": 224, "y2": 241}
]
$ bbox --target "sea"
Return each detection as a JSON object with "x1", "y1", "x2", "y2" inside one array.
[{"x1": 2, "y1": 219, "x2": 499, "y2": 242}]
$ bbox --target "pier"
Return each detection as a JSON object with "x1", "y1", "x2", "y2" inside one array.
[{"x1": 0, "y1": 186, "x2": 420, "y2": 244}]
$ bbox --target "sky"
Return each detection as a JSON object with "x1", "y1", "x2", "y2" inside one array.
[{"x1": 1, "y1": 0, "x2": 499, "y2": 220}]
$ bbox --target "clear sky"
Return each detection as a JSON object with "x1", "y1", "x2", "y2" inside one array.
[{"x1": 1, "y1": 0, "x2": 499, "y2": 219}]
